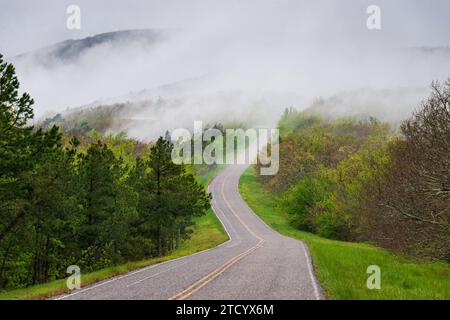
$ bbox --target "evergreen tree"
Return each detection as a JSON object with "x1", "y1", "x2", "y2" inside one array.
[
  {"x1": 76, "y1": 141, "x2": 137, "y2": 269},
  {"x1": 0, "y1": 54, "x2": 60, "y2": 243},
  {"x1": 0, "y1": 53, "x2": 61, "y2": 286},
  {"x1": 132, "y1": 137, "x2": 210, "y2": 256},
  {"x1": 0, "y1": 53, "x2": 211, "y2": 289}
]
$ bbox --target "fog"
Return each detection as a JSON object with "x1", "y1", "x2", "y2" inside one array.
[{"x1": 2, "y1": 0, "x2": 450, "y2": 139}]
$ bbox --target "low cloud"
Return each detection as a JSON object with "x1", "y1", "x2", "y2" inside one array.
[{"x1": 3, "y1": 0, "x2": 450, "y2": 139}]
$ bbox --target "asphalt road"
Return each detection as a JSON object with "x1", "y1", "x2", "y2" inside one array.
[{"x1": 58, "y1": 165, "x2": 323, "y2": 300}]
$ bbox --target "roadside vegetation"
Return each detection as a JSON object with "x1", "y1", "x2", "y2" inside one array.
[
  {"x1": 0, "y1": 53, "x2": 228, "y2": 296},
  {"x1": 0, "y1": 209, "x2": 227, "y2": 300},
  {"x1": 245, "y1": 81, "x2": 449, "y2": 299},
  {"x1": 240, "y1": 167, "x2": 450, "y2": 299},
  {"x1": 257, "y1": 83, "x2": 449, "y2": 261},
  {"x1": 0, "y1": 156, "x2": 227, "y2": 300}
]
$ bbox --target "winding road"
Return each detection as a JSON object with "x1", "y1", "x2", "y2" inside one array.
[{"x1": 58, "y1": 165, "x2": 323, "y2": 300}]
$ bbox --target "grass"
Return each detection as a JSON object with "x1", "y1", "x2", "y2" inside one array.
[
  {"x1": 0, "y1": 166, "x2": 228, "y2": 300},
  {"x1": 239, "y1": 166, "x2": 450, "y2": 300}
]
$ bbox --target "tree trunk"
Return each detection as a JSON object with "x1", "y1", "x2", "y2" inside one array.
[{"x1": 157, "y1": 227, "x2": 162, "y2": 256}]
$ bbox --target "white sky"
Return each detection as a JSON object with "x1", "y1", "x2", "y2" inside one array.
[
  {"x1": 1, "y1": 0, "x2": 449, "y2": 135},
  {"x1": 1, "y1": 0, "x2": 450, "y2": 57}
]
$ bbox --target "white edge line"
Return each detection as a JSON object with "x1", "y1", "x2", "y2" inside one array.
[
  {"x1": 208, "y1": 177, "x2": 234, "y2": 243},
  {"x1": 126, "y1": 261, "x2": 188, "y2": 287},
  {"x1": 211, "y1": 200, "x2": 240, "y2": 243},
  {"x1": 301, "y1": 242, "x2": 323, "y2": 300},
  {"x1": 56, "y1": 175, "x2": 234, "y2": 300},
  {"x1": 57, "y1": 166, "x2": 323, "y2": 301}
]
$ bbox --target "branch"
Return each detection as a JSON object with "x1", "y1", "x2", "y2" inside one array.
[{"x1": 378, "y1": 202, "x2": 449, "y2": 229}]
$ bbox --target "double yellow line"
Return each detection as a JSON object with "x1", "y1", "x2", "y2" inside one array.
[{"x1": 168, "y1": 172, "x2": 265, "y2": 300}]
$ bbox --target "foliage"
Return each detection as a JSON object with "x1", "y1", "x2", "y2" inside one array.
[
  {"x1": 360, "y1": 81, "x2": 450, "y2": 260},
  {"x1": 0, "y1": 55, "x2": 211, "y2": 289},
  {"x1": 0, "y1": 208, "x2": 228, "y2": 300},
  {"x1": 278, "y1": 107, "x2": 321, "y2": 137},
  {"x1": 261, "y1": 83, "x2": 449, "y2": 261},
  {"x1": 239, "y1": 167, "x2": 450, "y2": 300}
]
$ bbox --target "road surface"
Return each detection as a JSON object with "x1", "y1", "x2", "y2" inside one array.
[{"x1": 58, "y1": 165, "x2": 323, "y2": 300}]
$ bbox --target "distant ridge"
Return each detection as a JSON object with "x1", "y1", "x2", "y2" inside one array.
[{"x1": 12, "y1": 29, "x2": 171, "y2": 67}]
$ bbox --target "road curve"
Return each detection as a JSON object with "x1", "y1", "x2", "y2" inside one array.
[{"x1": 58, "y1": 165, "x2": 323, "y2": 300}]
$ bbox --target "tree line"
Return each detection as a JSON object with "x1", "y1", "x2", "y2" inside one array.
[
  {"x1": 257, "y1": 82, "x2": 449, "y2": 261},
  {"x1": 0, "y1": 54, "x2": 210, "y2": 289}
]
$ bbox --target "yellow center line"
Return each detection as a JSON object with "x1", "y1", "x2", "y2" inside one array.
[{"x1": 168, "y1": 170, "x2": 265, "y2": 300}]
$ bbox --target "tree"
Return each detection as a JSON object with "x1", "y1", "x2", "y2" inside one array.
[
  {"x1": 0, "y1": 53, "x2": 213, "y2": 289},
  {"x1": 76, "y1": 141, "x2": 137, "y2": 270},
  {"x1": 27, "y1": 139, "x2": 81, "y2": 284},
  {"x1": 0, "y1": 54, "x2": 60, "y2": 244},
  {"x1": 364, "y1": 81, "x2": 450, "y2": 260},
  {"x1": 0, "y1": 53, "x2": 61, "y2": 286},
  {"x1": 131, "y1": 137, "x2": 210, "y2": 256}
]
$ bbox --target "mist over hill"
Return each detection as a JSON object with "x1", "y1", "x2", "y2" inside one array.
[
  {"x1": 11, "y1": 29, "x2": 171, "y2": 68},
  {"x1": 8, "y1": 28, "x2": 450, "y2": 139}
]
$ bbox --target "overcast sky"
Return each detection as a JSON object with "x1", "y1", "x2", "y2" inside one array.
[
  {"x1": 1, "y1": 0, "x2": 450, "y2": 57},
  {"x1": 1, "y1": 0, "x2": 449, "y2": 132}
]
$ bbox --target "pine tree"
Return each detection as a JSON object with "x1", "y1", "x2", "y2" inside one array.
[
  {"x1": 131, "y1": 137, "x2": 210, "y2": 256},
  {"x1": 0, "y1": 53, "x2": 212, "y2": 288},
  {"x1": 0, "y1": 54, "x2": 60, "y2": 243},
  {"x1": 0, "y1": 53, "x2": 61, "y2": 286},
  {"x1": 76, "y1": 141, "x2": 137, "y2": 269}
]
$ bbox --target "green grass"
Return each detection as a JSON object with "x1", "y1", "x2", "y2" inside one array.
[
  {"x1": 0, "y1": 166, "x2": 228, "y2": 300},
  {"x1": 239, "y1": 166, "x2": 450, "y2": 300}
]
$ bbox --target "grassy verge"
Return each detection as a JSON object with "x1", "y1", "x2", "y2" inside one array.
[
  {"x1": 239, "y1": 166, "x2": 450, "y2": 300},
  {"x1": 0, "y1": 167, "x2": 228, "y2": 300}
]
